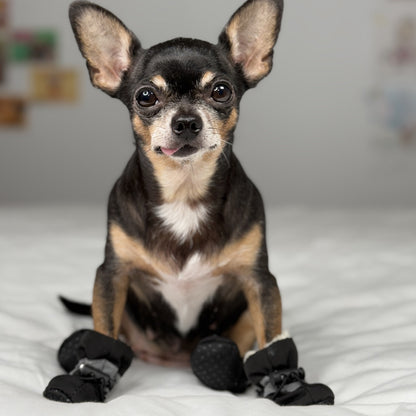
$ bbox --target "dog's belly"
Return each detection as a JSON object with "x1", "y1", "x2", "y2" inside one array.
[{"x1": 121, "y1": 312, "x2": 192, "y2": 367}]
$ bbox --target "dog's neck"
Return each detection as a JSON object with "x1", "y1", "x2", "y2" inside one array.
[{"x1": 135, "y1": 140, "x2": 232, "y2": 207}]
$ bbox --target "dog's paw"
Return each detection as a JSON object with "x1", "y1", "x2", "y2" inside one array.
[
  {"x1": 43, "y1": 374, "x2": 105, "y2": 403},
  {"x1": 191, "y1": 335, "x2": 248, "y2": 393}
]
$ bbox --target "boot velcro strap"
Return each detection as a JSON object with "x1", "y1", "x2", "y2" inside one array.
[
  {"x1": 244, "y1": 338, "x2": 298, "y2": 384},
  {"x1": 70, "y1": 358, "x2": 120, "y2": 394},
  {"x1": 78, "y1": 331, "x2": 134, "y2": 375},
  {"x1": 259, "y1": 367, "x2": 305, "y2": 398}
]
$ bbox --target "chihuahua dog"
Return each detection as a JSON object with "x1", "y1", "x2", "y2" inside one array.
[{"x1": 43, "y1": 0, "x2": 334, "y2": 406}]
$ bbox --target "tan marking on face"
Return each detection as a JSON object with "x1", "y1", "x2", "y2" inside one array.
[
  {"x1": 143, "y1": 112, "x2": 223, "y2": 203},
  {"x1": 226, "y1": 0, "x2": 278, "y2": 82},
  {"x1": 76, "y1": 8, "x2": 132, "y2": 92},
  {"x1": 110, "y1": 223, "x2": 173, "y2": 276},
  {"x1": 224, "y1": 108, "x2": 238, "y2": 134},
  {"x1": 199, "y1": 71, "x2": 216, "y2": 89},
  {"x1": 213, "y1": 107, "x2": 238, "y2": 140},
  {"x1": 132, "y1": 114, "x2": 152, "y2": 145},
  {"x1": 133, "y1": 101, "x2": 227, "y2": 204},
  {"x1": 137, "y1": 110, "x2": 185, "y2": 183},
  {"x1": 224, "y1": 310, "x2": 256, "y2": 356},
  {"x1": 145, "y1": 104, "x2": 230, "y2": 205},
  {"x1": 151, "y1": 75, "x2": 168, "y2": 91}
]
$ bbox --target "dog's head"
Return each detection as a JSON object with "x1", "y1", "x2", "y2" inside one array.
[{"x1": 69, "y1": 0, "x2": 283, "y2": 169}]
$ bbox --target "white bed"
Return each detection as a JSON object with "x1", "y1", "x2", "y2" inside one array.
[{"x1": 1, "y1": 205, "x2": 415, "y2": 416}]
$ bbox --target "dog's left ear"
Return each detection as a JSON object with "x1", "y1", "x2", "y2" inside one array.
[
  {"x1": 219, "y1": 0, "x2": 283, "y2": 88},
  {"x1": 69, "y1": 1, "x2": 141, "y2": 95}
]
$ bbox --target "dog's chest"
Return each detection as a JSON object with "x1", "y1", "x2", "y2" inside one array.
[
  {"x1": 156, "y1": 253, "x2": 223, "y2": 335},
  {"x1": 155, "y1": 201, "x2": 209, "y2": 243}
]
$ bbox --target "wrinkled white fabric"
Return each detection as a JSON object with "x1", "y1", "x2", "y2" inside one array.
[{"x1": 0, "y1": 206, "x2": 415, "y2": 416}]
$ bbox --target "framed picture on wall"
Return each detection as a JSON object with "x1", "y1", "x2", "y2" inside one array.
[
  {"x1": 9, "y1": 29, "x2": 57, "y2": 63},
  {"x1": 31, "y1": 67, "x2": 79, "y2": 102},
  {"x1": 0, "y1": 0, "x2": 7, "y2": 29},
  {"x1": 369, "y1": 1, "x2": 416, "y2": 145},
  {"x1": 0, "y1": 33, "x2": 6, "y2": 84},
  {"x1": 0, "y1": 96, "x2": 26, "y2": 127},
  {"x1": 0, "y1": 0, "x2": 8, "y2": 84}
]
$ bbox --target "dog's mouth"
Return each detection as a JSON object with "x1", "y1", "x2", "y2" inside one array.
[
  {"x1": 155, "y1": 144, "x2": 218, "y2": 158},
  {"x1": 156, "y1": 145, "x2": 199, "y2": 158}
]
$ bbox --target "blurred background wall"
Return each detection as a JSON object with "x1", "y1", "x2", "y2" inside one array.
[{"x1": 0, "y1": 0, "x2": 415, "y2": 208}]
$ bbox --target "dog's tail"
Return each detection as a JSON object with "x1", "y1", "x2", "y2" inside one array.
[{"x1": 59, "y1": 295, "x2": 92, "y2": 316}]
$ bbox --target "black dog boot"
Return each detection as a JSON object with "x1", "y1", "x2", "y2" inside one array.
[
  {"x1": 191, "y1": 335, "x2": 249, "y2": 393},
  {"x1": 43, "y1": 329, "x2": 134, "y2": 403},
  {"x1": 244, "y1": 336, "x2": 335, "y2": 406}
]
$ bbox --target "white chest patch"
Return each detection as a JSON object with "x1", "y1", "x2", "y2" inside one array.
[
  {"x1": 157, "y1": 253, "x2": 222, "y2": 335},
  {"x1": 156, "y1": 201, "x2": 209, "y2": 242}
]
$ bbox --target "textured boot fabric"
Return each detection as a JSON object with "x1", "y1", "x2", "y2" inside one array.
[{"x1": 43, "y1": 329, "x2": 134, "y2": 403}]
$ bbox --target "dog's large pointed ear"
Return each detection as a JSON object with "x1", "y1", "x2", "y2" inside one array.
[
  {"x1": 219, "y1": 0, "x2": 283, "y2": 88},
  {"x1": 69, "y1": 1, "x2": 140, "y2": 95}
]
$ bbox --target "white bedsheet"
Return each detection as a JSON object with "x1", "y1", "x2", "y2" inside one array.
[{"x1": 0, "y1": 206, "x2": 415, "y2": 416}]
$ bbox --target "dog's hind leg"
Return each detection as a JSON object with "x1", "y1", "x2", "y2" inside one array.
[{"x1": 225, "y1": 309, "x2": 256, "y2": 356}]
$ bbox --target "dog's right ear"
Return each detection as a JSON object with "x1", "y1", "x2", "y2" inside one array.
[
  {"x1": 219, "y1": 0, "x2": 283, "y2": 88},
  {"x1": 69, "y1": 1, "x2": 141, "y2": 95}
]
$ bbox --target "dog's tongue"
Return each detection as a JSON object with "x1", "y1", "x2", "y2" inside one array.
[{"x1": 161, "y1": 147, "x2": 180, "y2": 156}]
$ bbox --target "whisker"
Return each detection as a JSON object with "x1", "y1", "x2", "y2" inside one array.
[
  {"x1": 218, "y1": 137, "x2": 233, "y2": 147},
  {"x1": 220, "y1": 147, "x2": 231, "y2": 167},
  {"x1": 203, "y1": 125, "x2": 233, "y2": 146}
]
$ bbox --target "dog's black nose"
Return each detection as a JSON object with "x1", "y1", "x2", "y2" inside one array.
[{"x1": 171, "y1": 114, "x2": 203, "y2": 140}]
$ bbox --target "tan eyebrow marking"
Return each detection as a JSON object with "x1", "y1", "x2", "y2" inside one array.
[
  {"x1": 199, "y1": 71, "x2": 216, "y2": 88},
  {"x1": 151, "y1": 75, "x2": 168, "y2": 90}
]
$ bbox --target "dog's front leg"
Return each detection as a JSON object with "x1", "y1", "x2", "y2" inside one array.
[
  {"x1": 243, "y1": 270, "x2": 335, "y2": 406},
  {"x1": 92, "y1": 263, "x2": 130, "y2": 339},
  {"x1": 43, "y1": 264, "x2": 133, "y2": 403},
  {"x1": 241, "y1": 271, "x2": 283, "y2": 349}
]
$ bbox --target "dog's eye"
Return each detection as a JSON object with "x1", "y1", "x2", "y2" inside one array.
[
  {"x1": 136, "y1": 89, "x2": 158, "y2": 107},
  {"x1": 211, "y1": 84, "x2": 232, "y2": 103}
]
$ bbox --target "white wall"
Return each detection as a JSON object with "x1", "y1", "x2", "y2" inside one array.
[{"x1": 1, "y1": 0, "x2": 415, "y2": 207}]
